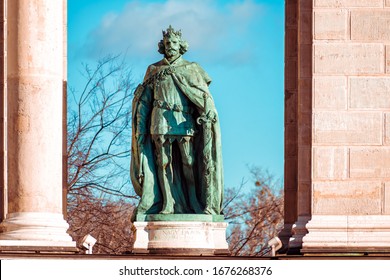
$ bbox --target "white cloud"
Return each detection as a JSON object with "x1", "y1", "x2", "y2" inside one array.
[{"x1": 81, "y1": 0, "x2": 263, "y2": 65}]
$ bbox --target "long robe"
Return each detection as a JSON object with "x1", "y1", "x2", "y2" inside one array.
[{"x1": 130, "y1": 57, "x2": 224, "y2": 216}]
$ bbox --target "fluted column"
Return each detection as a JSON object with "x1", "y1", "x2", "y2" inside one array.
[{"x1": 0, "y1": 0, "x2": 75, "y2": 250}]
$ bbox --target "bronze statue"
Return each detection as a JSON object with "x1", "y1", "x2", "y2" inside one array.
[{"x1": 131, "y1": 26, "x2": 223, "y2": 216}]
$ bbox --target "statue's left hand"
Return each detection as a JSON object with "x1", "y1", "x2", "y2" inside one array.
[{"x1": 207, "y1": 109, "x2": 218, "y2": 122}]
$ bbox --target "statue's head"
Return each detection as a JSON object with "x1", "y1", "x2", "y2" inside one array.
[{"x1": 158, "y1": 25, "x2": 189, "y2": 58}]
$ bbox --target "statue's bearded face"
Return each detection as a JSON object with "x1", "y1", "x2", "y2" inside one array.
[{"x1": 163, "y1": 35, "x2": 180, "y2": 58}]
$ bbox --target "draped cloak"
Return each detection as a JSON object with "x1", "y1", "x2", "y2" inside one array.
[{"x1": 130, "y1": 57, "x2": 224, "y2": 216}]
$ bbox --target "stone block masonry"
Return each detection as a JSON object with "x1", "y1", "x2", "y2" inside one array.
[
  {"x1": 314, "y1": 111, "x2": 382, "y2": 144},
  {"x1": 314, "y1": 44, "x2": 385, "y2": 74},
  {"x1": 350, "y1": 148, "x2": 390, "y2": 178},
  {"x1": 315, "y1": 0, "x2": 383, "y2": 7},
  {"x1": 314, "y1": 77, "x2": 347, "y2": 109},
  {"x1": 350, "y1": 77, "x2": 390, "y2": 109},
  {"x1": 385, "y1": 183, "x2": 390, "y2": 214},
  {"x1": 313, "y1": 181, "x2": 382, "y2": 215},
  {"x1": 386, "y1": 45, "x2": 390, "y2": 73},
  {"x1": 313, "y1": 147, "x2": 348, "y2": 180},
  {"x1": 312, "y1": 3, "x2": 390, "y2": 195},
  {"x1": 314, "y1": 10, "x2": 348, "y2": 40},
  {"x1": 352, "y1": 11, "x2": 390, "y2": 41},
  {"x1": 285, "y1": 0, "x2": 390, "y2": 253},
  {"x1": 386, "y1": 113, "x2": 390, "y2": 144}
]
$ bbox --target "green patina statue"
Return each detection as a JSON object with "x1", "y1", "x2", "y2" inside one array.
[{"x1": 130, "y1": 26, "x2": 223, "y2": 217}]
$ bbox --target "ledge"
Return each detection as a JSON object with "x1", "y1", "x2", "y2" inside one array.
[{"x1": 135, "y1": 214, "x2": 225, "y2": 222}]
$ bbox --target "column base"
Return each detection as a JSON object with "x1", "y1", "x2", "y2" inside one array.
[
  {"x1": 0, "y1": 212, "x2": 77, "y2": 253},
  {"x1": 302, "y1": 215, "x2": 390, "y2": 254},
  {"x1": 288, "y1": 215, "x2": 310, "y2": 253},
  {"x1": 278, "y1": 223, "x2": 293, "y2": 253},
  {"x1": 132, "y1": 214, "x2": 230, "y2": 256}
]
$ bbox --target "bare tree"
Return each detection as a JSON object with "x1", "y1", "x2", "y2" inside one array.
[
  {"x1": 67, "y1": 54, "x2": 135, "y2": 200},
  {"x1": 67, "y1": 196, "x2": 135, "y2": 254},
  {"x1": 224, "y1": 167, "x2": 284, "y2": 256},
  {"x1": 66, "y1": 54, "x2": 138, "y2": 253}
]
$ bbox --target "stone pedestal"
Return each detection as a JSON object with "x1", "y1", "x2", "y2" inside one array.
[{"x1": 132, "y1": 214, "x2": 229, "y2": 255}]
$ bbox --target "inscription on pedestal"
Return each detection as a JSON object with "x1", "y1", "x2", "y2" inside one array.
[{"x1": 151, "y1": 228, "x2": 206, "y2": 242}]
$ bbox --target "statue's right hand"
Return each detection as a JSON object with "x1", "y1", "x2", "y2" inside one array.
[{"x1": 137, "y1": 134, "x2": 145, "y2": 145}]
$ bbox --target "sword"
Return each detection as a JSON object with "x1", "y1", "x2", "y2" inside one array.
[{"x1": 197, "y1": 93, "x2": 216, "y2": 213}]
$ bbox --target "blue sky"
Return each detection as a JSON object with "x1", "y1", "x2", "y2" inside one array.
[{"x1": 68, "y1": 0, "x2": 284, "y2": 190}]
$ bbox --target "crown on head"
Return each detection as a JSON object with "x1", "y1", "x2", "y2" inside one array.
[{"x1": 162, "y1": 25, "x2": 182, "y2": 38}]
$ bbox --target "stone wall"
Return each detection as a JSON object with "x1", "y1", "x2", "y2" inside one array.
[
  {"x1": 283, "y1": 0, "x2": 390, "y2": 253},
  {"x1": 312, "y1": 0, "x2": 390, "y2": 216}
]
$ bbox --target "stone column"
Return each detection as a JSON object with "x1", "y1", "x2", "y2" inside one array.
[
  {"x1": 0, "y1": 0, "x2": 75, "y2": 251},
  {"x1": 279, "y1": 0, "x2": 298, "y2": 251},
  {"x1": 62, "y1": 0, "x2": 68, "y2": 219},
  {"x1": 288, "y1": 0, "x2": 312, "y2": 251},
  {"x1": 0, "y1": 0, "x2": 7, "y2": 223},
  {"x1": 281, "y1": 0, "x2": 313, "y2": 253}
]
